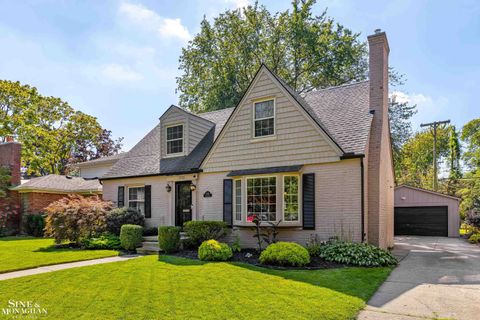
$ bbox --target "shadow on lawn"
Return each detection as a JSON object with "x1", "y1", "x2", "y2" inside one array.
[
  {"x1": 0, "y1": 236, "x2": 36, "y2": 242},
  {"x1": 159, "y1": 254, "x2": 391, "y2": 301}
]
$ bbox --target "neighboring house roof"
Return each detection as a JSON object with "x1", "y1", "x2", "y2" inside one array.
[
  {"x1": 395, "y1": 185, "x2": 461, "y2": 201},
  {"x1": 75, "y1": 153, "x2": 125, "y2": 168},
  {"x1": 101, "y1": 65, "x2": 372, "y2": 180},
  {"x1": 11, "y1": 174, "x2": 102, "y2": 194}
]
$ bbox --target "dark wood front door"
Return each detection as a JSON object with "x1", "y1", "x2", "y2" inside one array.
[
  {"x1": 175, "y1": 181, "x2": 192, "y2": 227},
  {"x1": 394, "y1": 206, "x2": 448, "y2": 236}
]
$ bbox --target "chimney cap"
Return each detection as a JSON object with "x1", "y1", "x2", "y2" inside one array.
[{"x1": 374, "y1": 28, "x2": 382, "y2": 34}]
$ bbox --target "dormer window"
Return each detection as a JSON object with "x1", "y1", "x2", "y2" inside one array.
[
  {"x1": 166, "y1": 124, "x2": 184, "y2": 155},
  {"x1": 254, "y1": 99, "x2": 275, "y2": 138}
]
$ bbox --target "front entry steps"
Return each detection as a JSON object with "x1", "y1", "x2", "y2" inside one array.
[{"x1": 136, "y1": 233, "x2": 189, "y2": 255}]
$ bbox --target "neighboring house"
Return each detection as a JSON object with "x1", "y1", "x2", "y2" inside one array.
[
  {"x1": 100, "y1": 31, "x2": 394, "y2": 248},
  {"x1": 75, "y1": 153, "x2": 125, "y2": 179},
  {"x1": 11, "y1": 175, "x2": 102, "y2": 215},
  {"x1": 394, "y1": 185, "x2": 460, "y2": 237}
]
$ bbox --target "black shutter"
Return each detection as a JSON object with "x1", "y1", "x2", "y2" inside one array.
[
  {"x1": 302, "y1": 173, "x2": 315, "y2": 230},
  {"x1": 144, "y1": 185, "x2": 151, "y2": 218},
  {"x1": 223, "y1": 179, "x2": 233, "y2": 227},
  {"x1": 117, "y1": 186, "x2": 125, "y2": 208}
]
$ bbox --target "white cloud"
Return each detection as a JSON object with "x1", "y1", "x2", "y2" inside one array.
[
  {"x1": 99, "y1": 63, "x2": 143, "y2": 82},
  {"x1": 119, "y1": 2, "x2": 191, "y2": 42}
]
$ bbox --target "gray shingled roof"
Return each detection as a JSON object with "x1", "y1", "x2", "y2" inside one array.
[
  {"x1": 12, "y1": 174, "x2": 102, "y2": 193},
  {"x1": 102, "y1": 68, "x2": 372, "y2": 180},
  {"x1": 303, "y1": 81, "x2": 372, "y2": 154},
  {"x1": 75, "y1": 153, "x2": 125, "y2": 168}
]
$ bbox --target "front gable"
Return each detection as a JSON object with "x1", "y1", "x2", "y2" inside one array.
[
  {"x1": 160, "y1": 105, "x2": 214, "y2": 159},
  {"x1": 201, "y1": 66, "x2": 342, "y2": 173}
]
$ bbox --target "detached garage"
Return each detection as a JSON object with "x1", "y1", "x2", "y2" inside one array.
[{"x1": 394, "y1": 185, "x2": 460, "y2": 237}]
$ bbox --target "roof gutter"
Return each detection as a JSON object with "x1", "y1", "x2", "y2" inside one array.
[{"x1": 340, "y1": 153, "x2": 365, "y2": 160}]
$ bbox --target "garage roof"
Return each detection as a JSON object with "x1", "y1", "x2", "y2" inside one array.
[{"x1": 395, "y1": 185, "x2": 460, "y2": 201}]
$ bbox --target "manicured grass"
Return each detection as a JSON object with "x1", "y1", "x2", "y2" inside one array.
[
  {"x1": 0, "y1": 237, "x2": 118, "y2": 273},
  {"x1": 0, "y1": 255, "x2": 392, "y2": 320}
]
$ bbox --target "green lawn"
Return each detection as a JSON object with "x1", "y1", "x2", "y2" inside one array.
[
  {"x1": 0, "y1": 237, "x2": 118, "y2": 273},
  {"x1": 0, "y1": 255, "x2": 391, "y2": 320}
]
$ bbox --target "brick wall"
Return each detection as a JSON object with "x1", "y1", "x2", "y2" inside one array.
[{"x1": 21, "y1": 192, "x2": 68, "y2": 215}]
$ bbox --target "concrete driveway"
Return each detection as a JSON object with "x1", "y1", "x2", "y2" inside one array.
[{"x1": 358, "y1": 236, "x2": 480, "y2": 320}]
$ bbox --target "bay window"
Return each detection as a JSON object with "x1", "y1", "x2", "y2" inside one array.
[
  {"x1": 247, "y1": 177, "x2": 276, "y2": 222},
  {"x1": 283, "y1": 176, "x2": 299, "y2": 221}
]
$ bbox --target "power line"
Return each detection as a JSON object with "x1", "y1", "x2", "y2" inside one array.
[{"x1": 420, "y1": 120, "x2": 451, "y2": 191}]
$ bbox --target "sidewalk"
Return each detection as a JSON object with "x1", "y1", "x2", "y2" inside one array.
[{"x1": 0, "y1": 255, "x2": 140, "y2": 281}]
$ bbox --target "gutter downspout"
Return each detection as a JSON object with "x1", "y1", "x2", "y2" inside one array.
[{"x1": 361, "y1": 158, "x2": 365, "y2": 243}]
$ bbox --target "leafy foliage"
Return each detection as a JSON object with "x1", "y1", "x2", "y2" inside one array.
[
  {"x1": 0, "y1": 166, "x2": 11, "y2": 198},
  {"x1": 250, "y1": 215, "x2": 282, "y2": 251},
  {"x1": 158, "y1": 226, "x2": 181, "y2": 253},
  {"x1": 198, "y1": 239, "x2": 233, "y2": 261},
  {"x1": 0, "y1": 80, "x2": 123, "y2": 176},
  {"x1": 259, "y1": 242, "x2": 310, "y2": 267},
  {"x1": 106, "y1": 207, "x2": 145, "y2": 235},
  {"x1": 177, "y1": 0, "x2": 367, "y2": 113},
  {"x1": 183, "y1": 221, "x2": 227, "y2": 248},
  {"x1": 82, "y1": 233, "x2": 121, "y2": 250},
  {"x1": 466, "y1": 210, "x2": 480, "y2": 229},
  {"x1": 23, "y1": 213, "x2": 45, "y2": 237},
  {"x1": 0, "y1": 202, "x2": 20, "y2": 236},
  {"x1": 317, "y1": 241, "x2": 397, "y2": 267},
  {"x1": 468, "y1": 233, "x2": 480, "y2": 244},
  {"x1": 461, "y1": 118, "x2": 480, "y2": 171},
  {"x1": 44, "y1": 195, "x2": 113, "y2": 244},
  {"x1": 120, "y1": 224, "x2": 143, "y2": 251}
]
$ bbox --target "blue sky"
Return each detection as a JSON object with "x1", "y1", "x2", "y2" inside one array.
[{"x1": 0, "y1": 0, "x2": 479, "y2": 150}]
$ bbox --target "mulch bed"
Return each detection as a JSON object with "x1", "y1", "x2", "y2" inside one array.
[{"x1": 167, "y1": 248, "x2": 345, "y2": 270}]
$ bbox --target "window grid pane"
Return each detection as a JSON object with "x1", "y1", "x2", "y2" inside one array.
[
  {"x1": 254, "y1": 118, "x2": 274, "y2": 137},
  {"x1": 166, "y1": 125, "x2": 183, "y2": 154},
  {"x1": 247, "y1": 177, "x2": 276, "y2": 222},
  {"x1": 254, "y1": 100, "x2": 274, "y2": 137},
  {"x1": 284, "y1": 176, "x2": 299, "y2": 221},
  {"x1": 235, "y1": 180, "x2": 242, "y2": 221},
  {"x1": 128, "y1": 187, "x2": 145, "y2": 215}
]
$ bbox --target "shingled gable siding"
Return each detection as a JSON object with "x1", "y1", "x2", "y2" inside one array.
[
  {"x1": 196, "y1": 159, "x2": 362, "y2": 247},
  {"x1": 160, "y1": 107, "x2": 214, "y2": 158},
  {"x1": 201, "y1": 70, "x2": 340, "y2": 173}
]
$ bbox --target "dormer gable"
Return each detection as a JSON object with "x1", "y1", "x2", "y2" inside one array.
[{"x1": 159, "y1": 105, "x2": 214, "y2": 159}]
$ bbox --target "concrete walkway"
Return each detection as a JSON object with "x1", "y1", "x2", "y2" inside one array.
[
  {"x1": 358, "y1": 236, "x2": 480, "y2": 320},
  {"x1": 0, "y1": 255, "x2": 140, "y2": 281}
]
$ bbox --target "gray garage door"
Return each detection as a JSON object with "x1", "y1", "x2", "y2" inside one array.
[{"x1": 394, "y1": 206, "x2": 448, "y2": 236}]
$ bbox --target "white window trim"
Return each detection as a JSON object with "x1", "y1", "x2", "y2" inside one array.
[
  {"x1": 127, "y1": 185, "x2": 146, "y2": 214},
  {"x1": 234, "y1": 179, "x2": 242, "y2": 222},
  {"x1": 252, "y1": 97, "x2": 276, "y2": 139},
  {"x1": 245, "y1": 175, "x2": 278, "y2": 223},
  {"x1": 282, "y1": 175, "x2": 301, "y2": 223},
  {"x1": 165, "y1": 124, "x2": 185, "y2": 157}
]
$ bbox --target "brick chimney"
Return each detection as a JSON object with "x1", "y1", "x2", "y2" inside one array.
[
  {"x1": 367, "y1": 30, "x2": 394, "y2": 248},
  {"x1": 0, "y1": 140, "x2": 22, "y2": 186}
]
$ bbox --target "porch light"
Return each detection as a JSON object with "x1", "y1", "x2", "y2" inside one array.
[
  {"x1": 190, "y1": 183, "x2": 196, "y2": 191},
  {"x1": 166, "y1": 184, "x2": 172, "y2": 192}
]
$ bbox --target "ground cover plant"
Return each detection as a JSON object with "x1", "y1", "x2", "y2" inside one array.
[
  {"x1": 0, "y1": 255, "x2": 392, "y2": 320},
  {"x1": 0, "y1": 237, "x2": 118, "y2": 273}
]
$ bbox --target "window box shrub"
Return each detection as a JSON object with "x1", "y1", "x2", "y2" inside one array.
[
  {"x1": 318, "y1": 241, "x2": 397, "y2": 267},
  {"x1": 259, "y1": 242, "x2": 310, "y2": 267},
  {"x1": 120, "y1": 224, "x2": 143, "y2": 251},
  {"x1": 106, "y1": 207, "x2": 145, "y2": 235},
  {"x1": 158, "y1": 226, "x2": 181, "y2": 253},
  {"x1": 198, "y1": 239, "x2": 232, "y2": 261},
  {"x1": 183, "y1": 221, "x2": 227, "y2": 248}
]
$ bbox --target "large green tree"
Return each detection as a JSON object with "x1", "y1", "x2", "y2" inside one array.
[
  {"x1": 0, "y1": 80, "x2": 123, "y2": 176},
  {"x1": 177, "y1": 0, "x2": 367, "y2": 113},
  {"x1": 461, "y1": 118, "x2": 480, "y2": 171}
]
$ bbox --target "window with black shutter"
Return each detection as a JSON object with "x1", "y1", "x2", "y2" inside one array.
[
  {"x1": 223, "y1": 179, "x2": 233, "y2": 227},
  {"x1": 302, "y1": 173, "x2": 315, "y2": 229},
  {"x1": 117, "y1": 186, "x2": 125, "y2": 207}
]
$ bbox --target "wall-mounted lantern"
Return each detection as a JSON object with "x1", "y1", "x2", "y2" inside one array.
[
  {"x1": 166, "y1": 184, "x2": 172, "y2": 192},
  {"x1": 190, "y1": 183, "x2": 197, "y2": 192}
]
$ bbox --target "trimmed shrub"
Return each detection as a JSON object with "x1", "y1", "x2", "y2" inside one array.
[
  {"x1": 318, "y1": 241, "x2": 397, "y2": 267},
  {"x1": 198, "y1": 239, "x2": 232, "y2": 261},
  {"x1": 183, "y1": 221, "x2": 227, "y2": 248},
  {"x1": 468, "y1": 233, "x2": 480, "y2": 244},
  {"x1": 158, "y1": 226, "x2": 181, "y2": 253},
  {"x1": 83, "y1": 233, "x2": 121, "y2": 250},
  {"x1": 120, "y1": 224, "x2": 143, "y2": 251},
  {"x1": 259, "y1": 242, "x2": 310, "y2": 267},
  {"x1": 44, "y1": 195, "x2": 112, "y2": 244},
  {"x1": 143, "y1": 227, "x2": 158, "y2": 236},
  {"x1": 23, "y1": 214, "x2": 45, "y2": 237},
  {"x1": 106, "y1": 207, "x2": 145, "y2": 235}
]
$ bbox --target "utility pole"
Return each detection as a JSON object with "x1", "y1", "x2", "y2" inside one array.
[{"x1": 420, "y1": 120, "x2": 450, "y2": 191}]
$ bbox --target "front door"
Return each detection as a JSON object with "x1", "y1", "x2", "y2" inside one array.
[{"x1": 175, "y1": 181, "x2": 192, "y2": 227}]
